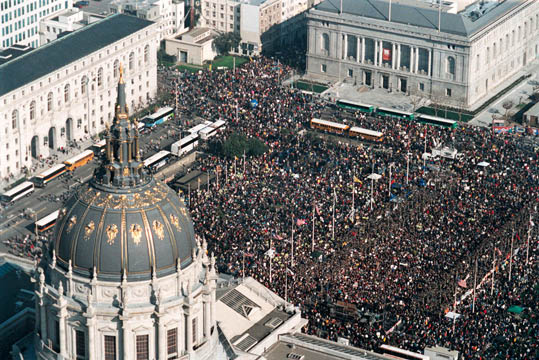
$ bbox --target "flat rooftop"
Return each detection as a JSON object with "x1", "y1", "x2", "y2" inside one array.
[
  {"x1": 311, "y1": 0, "x2": 523, "y2": 37},
  {"x1": 0, "y1": 14, "x2": 154, "y2": 97}
]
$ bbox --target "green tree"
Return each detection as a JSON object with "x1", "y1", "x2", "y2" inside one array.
[
  {"x1": 214, "y1": 32, "x2": 242, "y2": 55},
  {"x1": 209, "y1": 133, "x2": 267, "y2": 158}
]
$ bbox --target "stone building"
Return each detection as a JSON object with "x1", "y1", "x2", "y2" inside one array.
[
  {"x1": 0, "y1": 14, "x2": 158, "y2": 180},
  {"x1": 305, "y1": 0, "x2": 539, "y2": 109}
]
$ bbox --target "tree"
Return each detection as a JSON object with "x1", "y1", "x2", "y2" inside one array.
[
  {"x1": 502, "y1": 101, "x2": 514, "y2": 122},
  {"x1": 213, "y1": 32, "x2": 242, "y2": 55},
  {"x1": 209, "y1": 133, "x2": 267, "y2": 158}
]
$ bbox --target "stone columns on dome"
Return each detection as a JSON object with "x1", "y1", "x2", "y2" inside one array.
[
  {"x1": 203, "y1": 298, "x2": 210, "y2": 339},
  {"x1": 185, "y1": 306, "x2": 193, "y2": 355},
  {"x1": 122, "y1": 317, "x2": 131, "y2": 359},
  {"x1": 85, "y1": 294, "x2": 96, "y2": 360},
  {"x1": 57, "y1": 282, "x2": 68, "y2": 357},
  {"x1": 158, "y1": 315, "x2": 166, "y2": 359}
]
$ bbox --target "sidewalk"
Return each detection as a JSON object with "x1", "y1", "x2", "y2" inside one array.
[{"x1": 0, "y1": 135, "x2": 97, "y2": 193}]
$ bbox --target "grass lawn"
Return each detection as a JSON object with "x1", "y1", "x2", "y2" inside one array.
[
  {"x1": 209, "y1": 55, "x2": 248, "y2": 69},
  {"x1": 176, "y1": 64, "x2": 204, "y2": 73},
  {"x1": 294, "y1": 81, "x2": 328, "y2": 93}
]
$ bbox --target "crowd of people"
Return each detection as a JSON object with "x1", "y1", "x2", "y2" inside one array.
[{"x1": 167, "y1": 57, "x2": 538, "y2": 359}]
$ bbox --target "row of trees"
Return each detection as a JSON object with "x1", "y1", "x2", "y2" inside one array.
[{"x1": 208, "y1": 133, "x2": 268, "y2": 158}]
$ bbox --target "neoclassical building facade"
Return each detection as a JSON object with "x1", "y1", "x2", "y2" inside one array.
[
  {"x1": 306, "y1": 0, "x2": 539, "y2": 109},
  {"x1": 0, "y1": 14, "x2": 159, "y2": 179}
]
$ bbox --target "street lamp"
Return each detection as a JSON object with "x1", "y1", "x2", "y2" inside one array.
[{"x1": 406, "y1": 152, "x2": 412, "y2": 185}]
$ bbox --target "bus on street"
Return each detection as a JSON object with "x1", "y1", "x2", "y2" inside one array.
[
  {"x1": 36, "y1": 210, "x2": 60, "y2": 232},
  {"x1": 64, "y1": 150, "x2": 95, "y2": 171},
  {"x1": 1, "y1": 181, "x2": 35, "y2": 204},
  {"x1": 33, "y1": 164, "x2": 67, "y2": 187}
]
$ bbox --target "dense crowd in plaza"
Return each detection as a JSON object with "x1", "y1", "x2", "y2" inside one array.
[{"x1": 168, "y1": 57, "x2": 538, "y2": 359}]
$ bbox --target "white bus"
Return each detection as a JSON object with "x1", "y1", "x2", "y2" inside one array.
[
  {"x1": 199, "y1": 120, "x2": 226, "y2": 140},
  {"x1": 379, "y1": 344, "x2": 430, "y2": 360},
  {"x1": 36, "y1": 210, "x2": 60, "y2": 232},
  {"x1": 171, "y1": 134, "x2": 199, "y2": 156},
  {"x1": 33, "y1": 164, "x2": 67, "y2": 188},
  {"x1": 187, "y1": 122, "x2": 212, "y2": 135},
  {"x1": 143, "y1": 150, "x2": 172, "y2": 172},
  {"x1": 1, "y1": 181, "x2": 35, "y2": 204}
]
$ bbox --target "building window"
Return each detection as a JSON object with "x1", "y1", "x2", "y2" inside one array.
[
  {"x1": 113, "y1": 60, "x2": 119, "y2": 78},
  {"x1": 81, "y1": 76, "x2": 87, "y2": 95},
  {"x1": 192, "y1": 318, "x2": 198, "y2": 345},
  {"x1": 321, "y1": 33, "x2": 329, "y2": 52},
  {"x1": 136, "y1": 335, "x2": 149, "y2": 360},
  {"x1": 419, "y1": 83, "x2": 425, "y2": 91},
  {"x1": 446, "y1": 88, "x2": 452, "y2": 97},
  {"x1": 321, "y1": 64, "x2": 327, "y2": 73},
  {"x1": 167, "y1": 328, "x2": 177, "y2": 357},
  {"x1": 446, "y1": 56, "x2": 455, "y2": 75},
  {"x1": 29, "y1": 100, "x2": 35, "y2": 120},
  {"x1": 64, "y1": 84, "x2": 70, "y2": 102},
  {"x1": 47, "y1": 92, "x2": 53, "y2": 111},
  {"x1": 144, "y1": 45, "x2": 149, "y2": 63},
  {"x1": 348, "y1": 69, "x2": 353, "y2": 77},
  {"x1": 129, "y1": 52, "x2": 135, "y2": 70},
  {"x1": 76, "y1": 330, "x2": 85, "y2": 358},
  {"x1": 104, "y1": 335, "x2": 116, "y2": 360},
  {"x1": 97, "y1": 68, "x2": 103, "y2": 87},
  {"x1": 11, "y1": 110, "x2": 18, "y2": 129}
]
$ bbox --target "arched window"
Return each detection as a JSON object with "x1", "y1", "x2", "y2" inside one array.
[
  {"x1": 447, "y1": 56, "x2": 455, "y2": 75},
  {"x1": 11, "y1": 110, "x2": 18, "y2": 129},
  {"x1": 30, "y1": 101, "x2": 36, "y2": 120},
  {"x1": 144, "y1": 45, "x2": 149, "y2": 63},
  {"x1": 518, "y1": 26, "x2": 521, "y2": 41},
  {"x1": 486, "y1": 47, "x2": 490, "y2": 64},
  {"x1": 512, "y1": 30, "x2": 515, "y2": 46},
  {"x1": 113, "y1": 60, "x2": 120, "y2": 78},
  {"x1": 499, "y1": 38, "x2": 502, "y2": 54},
  {"x1": 64, "y1": 84, "x2": 70, "y2": 102},
  {"x1": 97, "y1": 68, "x2": 103, "y2": 87},
  {"x1": 524, "y1": 22, "x2": 528, "y2": 39},
  {"x1": 505, "y1": 34, "x2": 509, "y2": 51},
  {"x1": 129, "y1": 52, "x2": 135, "y2": 70},
  {"x1": 47, "y1": 92, "x2": 53, "y2": 111},
  {"x1": 493, "y1": 42, "x2": 496, "y2": 58},
  {"x1": 81, "y1": 76, "x2": 88, "y2": 95},
  {"x1": 321, "y1": 33, "x2": 330, "y2": 52},
  {"x1": 476, "y1": 54, "x2": 480, "y2": 71}
]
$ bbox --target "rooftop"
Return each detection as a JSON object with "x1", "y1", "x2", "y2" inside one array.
[
  {"x1": 0, "y1": 14, "x2": 154, "y2": 97},
  {"x1": 0, "y1": 44, "x2": 33, "y2": 66},
  {"x1": 524, "y1": 102, "x2": 539, "y2": 116},
  {"x1": 311, "y1": 0, "x2": 523, "y2": 37}
]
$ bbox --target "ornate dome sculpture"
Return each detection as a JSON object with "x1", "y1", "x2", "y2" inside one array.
[{"x1": 52, "y1": 66, "x2": 197, "y2": 281}]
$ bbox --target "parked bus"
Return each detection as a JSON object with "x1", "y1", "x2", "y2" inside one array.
[
  {"x1": 91, "y1": 139, "x2": 107, "y2": 155},
  {"x1": 349, "y1": 126, "x2": 384, "y2": 142},
  {"x1": 143, "y1": 106, "x2": 175, "y2": 128},
  {"x1": 171, "y1": 134, "x2": 199, "y2": 156},
  {"x1": 310, "y1": 118, "x2": 350, "y2": 135},
  {"x1": 1, "y1": 181, "x2": 35, "y2": 204},
  {"x1": 336, "y1": 99, "x2": 376, "y2": 114},
  {"x1": 199, "y1": 120, "x2": 226, "y2": 140},
  {"x1": 36, "y1": 210, "x2": 60, "y2": 232},
  {"x1": 379, "y1": 345, "x2": 430, "y2": 360},
  {"x1": 377, "y1": 107, "x2": 415, "y2": 121},
  {"x1": 143, "y1": 150, "x2": 172, "y2": 172},
  {"x1": 187, "y1": 121, "x2": 212, "y2": 135},
  {"x1": 33, "y1": 164, "x2": 67, "y2": 188},
  {"x1": 64, "y1": 150, "x2": 94, "y2": 171},
  {"x1": 416, "y1": 114, "x2": 458, "y2": 129}
]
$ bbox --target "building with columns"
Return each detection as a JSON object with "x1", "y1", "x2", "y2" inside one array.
[
  {"x1": 0, "y1": 14, "x2": 158, "y2": 180},
  {"x1": 306, "y1": 0, "x2": 539, "y2": 109}
]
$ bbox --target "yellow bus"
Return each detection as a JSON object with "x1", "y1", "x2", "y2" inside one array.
[{"x1": 64, "y1": 149, "x2": 94, "y2": 171}]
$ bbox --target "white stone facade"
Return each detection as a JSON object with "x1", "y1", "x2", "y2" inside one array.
[
  {"x1": 0, "y1": 0, "x2": 73, "y2": 49},
  {"x1": 0, "y1": 21, "x2": 158, "y2": 180},
  {"x1": 34, "y1": 241, "x2": 219, "y2": 360}
]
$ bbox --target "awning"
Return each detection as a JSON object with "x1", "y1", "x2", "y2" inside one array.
[{"x1": 507, "y1": 305, "x2": 524, "y2": 314}]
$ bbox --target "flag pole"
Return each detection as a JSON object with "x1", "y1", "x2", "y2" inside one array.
[
  {"x1": 526, "y1": 213, "x2": 532, "y2": 266},
  {"x1": 332, "y1": 188, "x2": 336, "y2": 241},
  {"x1": 312, "y1": 201, "x2": 315, "y2": 252},
  {"x1": 352, "y1": 180, "x2": 355, "y2": 221},
  {"x1": 242, "y1": 251, "x2": 245, "y2": 281},
  {"x1": 509, "y1": 228, "x2": 514, "y2": 281},
  {"x1": 243, "y1": 150, "x2": 246, "y2": 175},
  {"x1": 285, "y1": 267, "x2": 288, "y2": 302},
  {"x1": 472, "y1": 256, "x2": 478, "y2": 313},
  {"x1": 269, "y1": 238, "x2": 273, "y2": 283},
  {"x1": 216, "y1": 166, "x2": 219, "y2": 189},
  {"x1": 491, "y1": 245, "x2": 495, "y2": 296},
  {"x1": 388, "y1": 163, "x2": 392, "y2": 197},
  {"x1": 291, "y1": 215, "x2": 295, "y2": 267},
  {"x1": 188, "y1": 183, "x2": 191, "y2": 206}
]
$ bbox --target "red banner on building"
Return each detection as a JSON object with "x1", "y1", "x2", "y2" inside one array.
[{"x1": 382, "y1": 48, "x2": 391, "y2": 61}]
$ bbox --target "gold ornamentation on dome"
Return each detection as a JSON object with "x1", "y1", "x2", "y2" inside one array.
[
  {"x1": 123, "y1": 167, "x2": 129, "y2": 176},
  {"x1": 179, "y1": 207, "x2": 187, "y2": 217},
  {"x1": 84, "y1": 221, "x2": 95, "y2": 240},
  {"x1": 60, "y1": 208, "x2": 67, "y2": 216},
  {"x1": 106, "y1": 224, "x2": 118, "y2": 245},
  {"x1": 169, "y1": 214, "x2": 181, "y2": 231},
  {"x1": 152, "y1": 220, "x2": 165, "y2": 240},
  {"x1": 130, "y1": 224, "x2": 143, "y2": 245},
  {"x1": 67, "y1": 216, "x2": 77, "y2": 233}
]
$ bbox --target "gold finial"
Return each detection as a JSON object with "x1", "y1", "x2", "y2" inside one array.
[{"x1": 119, "y1": 63, "x2": 125, "y2": 84}]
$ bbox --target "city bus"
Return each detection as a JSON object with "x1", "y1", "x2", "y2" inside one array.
[
  {"x1": 64, "y1": 150, "x2": 95, "y2": 171},
  {"x1": 310, "y1": 118, "x2": 350, "y2": 135},
  {"x1": 416, "y1": 114, "x2": 458, "y2": 129},
  {"x1": 199, "y1": 120, "x2": 226, "y2": 140},
  {"x1": 1, "y1": 181, "x2": 35, "y2": 204},
  {"x1": 33, "y1": 163, "x2": 67, "y2": 188},
  {"x1": 143, "y1": 106, "x2": 175, "y2": 128},
  {"x1": 376, "y1": 107, "x2": 415, "y2": 121},
  {"x1": 379, "y1": 345, "x2": 430, "y2": 360},
  {"x1": 171, "y1": 134, "x2": 199, "y2": 156},
  {"x1": 336, "y1": 99, "x2": 376, "y2": 114},
  {"x1": 187, "y1": 121, "x2": 212, "y2": 135},
  {"x1": 91, "y1": 139, "x2": 107, "y2": 155},
  {"x1": 349, "y1": 126, "x2": 384, "y2": 142},
  {"x1": 143, "y1": 150, "x2": 172, "y2": 173},
  {"x1": 35, "y1": 210, "x2": 60, "y2": 233}
]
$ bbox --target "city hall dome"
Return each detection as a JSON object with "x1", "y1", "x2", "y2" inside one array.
[{"x1": 52, "y1": 67, "x2": 197, "y2": 281}]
